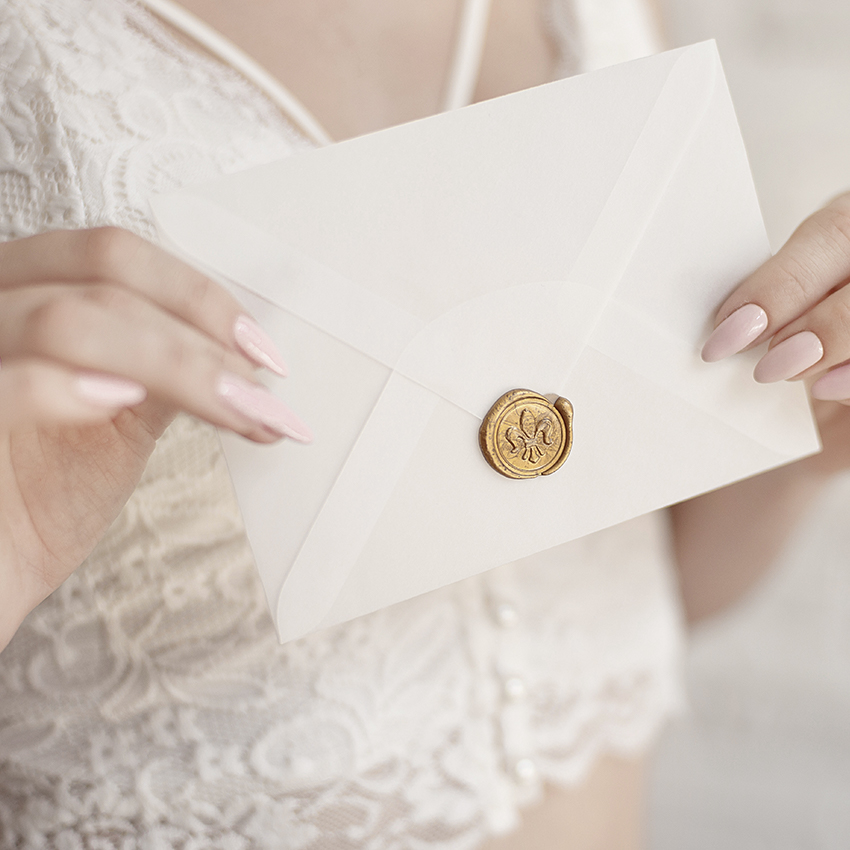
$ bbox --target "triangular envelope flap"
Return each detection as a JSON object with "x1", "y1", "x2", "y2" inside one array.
[{"x1": 315, "y1": 346, "x2": 798, "y2": 633}]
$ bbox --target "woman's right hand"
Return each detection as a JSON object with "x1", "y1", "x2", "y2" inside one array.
[{"x1": 0, "y1": 227, "x2": 311, "y2": 650}]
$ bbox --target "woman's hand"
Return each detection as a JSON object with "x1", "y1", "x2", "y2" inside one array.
[
  {"x1": 701, "y1": 191, "x2": 850, "y2": 476},
  {"x1": 673, "y1": 192, "x2": 850, "y2": 622},
  {"x1": 0, "y1": 228, "x2": 311, "y2": 650}
]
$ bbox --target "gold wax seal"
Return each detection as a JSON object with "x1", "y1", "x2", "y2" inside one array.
[{"x1": 479, "y1": 389, "x2": 574, "y2": 479}]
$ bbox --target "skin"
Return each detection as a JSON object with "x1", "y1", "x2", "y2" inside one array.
[{"x1": 2, "y1": 1, "x2": 849, "y2": 847}]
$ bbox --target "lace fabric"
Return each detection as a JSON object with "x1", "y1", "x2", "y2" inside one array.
[{"x1": 0, "y1": 1, "x2": 680, "y2": 847}]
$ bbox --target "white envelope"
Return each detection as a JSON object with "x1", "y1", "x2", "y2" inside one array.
[{"x1": 151, "y1": 41, "x2": 820, "y2": 644}]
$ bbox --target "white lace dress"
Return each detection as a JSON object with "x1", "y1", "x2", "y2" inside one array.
[{"x1": 0, "y1": 1, "x2": 683, "y2": 848}]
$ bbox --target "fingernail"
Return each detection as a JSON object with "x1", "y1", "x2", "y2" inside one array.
[
  {"x1": 75, "y1": 373, "x2": 147, "y2": 407},
  {"x1": 812, "y1": 363, "x2": 850, "y2": 401},
  {"x1": 753, "y1": 331, "x2": 824, "y2": 383},
  {"x1": 701, "y1": 304, "x2": 768, "y2": 362},
  {"x1": 234, "y1": 315, "x2": 288, "y2": 377},
  {"x1": 217, "y1": 372, "x2": 312, "y2": 442}
]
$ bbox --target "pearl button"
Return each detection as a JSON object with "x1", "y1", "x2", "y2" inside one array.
[
  {"x1": 494, "y1": 602, "x2": 519, "y2": 628},
  {"x1": 503, "y1": 676, "x2": 527, "y2": 701},
  {"x1": 513, "y1": 758, "x2": 538, "y2": 785}
]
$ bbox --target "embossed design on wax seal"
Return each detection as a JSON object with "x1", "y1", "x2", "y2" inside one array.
[{"x1": 479, "y1": 390, "x2": 574, "y2": 479}]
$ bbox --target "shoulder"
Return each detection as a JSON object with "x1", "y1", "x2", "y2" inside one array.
[
  {"x1": 0, "y1": 0, "x2": 173, "y2": 238},
  {"x1": 0, "y1": 1, "x2": 169, "y2": 95},
  {"x1": 0, "y1": 0, "x2": 308, "y2": 240},
  {"x1": 0, "y1": 0, "x2": 131, "y2": 60},
  {"x1": 0, "y1": 1, "x2": 93, "y2": 238}
]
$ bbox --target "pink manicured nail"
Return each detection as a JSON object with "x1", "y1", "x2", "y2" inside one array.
[
  {"x1": 811, "y1": 363, "x2": 850, "y2": 401},
  {"x1": 753, "y1": 331, "x2": 824, "y2": 383},
  {"x1": 75, "y1": 373, "x2": 147, "y2": 407},
  {"x1": 234, "y1": 315, "x2": 289, "y2": 377},
  {"x1": 217, "y1": 372, "x2": 312, "y2": 442},
  {"x1": 701, "y1": 304, "x2": 768, "y2": 362}
]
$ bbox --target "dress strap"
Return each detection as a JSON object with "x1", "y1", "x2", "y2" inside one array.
[
  {"x1": 135, "y1": 0, "x2": 334, "y2": 146},
  {"x1": 443, "y1": 0, "x2": 493, "y2": 112}
]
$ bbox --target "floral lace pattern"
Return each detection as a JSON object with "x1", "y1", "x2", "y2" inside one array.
[{"x1": 0, "y1": 1, "x2": 679, "y2": 847}]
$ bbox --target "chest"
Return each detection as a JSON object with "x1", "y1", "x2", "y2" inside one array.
[{"x1": 169, "y1": 0, "x2": 559, "y2": 140}]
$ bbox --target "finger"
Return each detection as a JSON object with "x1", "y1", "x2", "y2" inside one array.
[
  {"x1": 751, "y1": 273, "x2": 850, "y2": 384},
  {"x1": 0, "y1": 361, "x2": 145, "y2": 430},
  {"x1": 0, "y1": 228, "x2": 288, "y2": 376},
  {"x1": 811, "y1": 364, "x2": 850, "y2": 404},
  {"x1": 0, "y1": 285, "x2": 312, "y2": 443},
  {"x1": 702, "y1": 193, "x2": 850, "y2": 361},
  {"x1": 0, "y1": 360, "x2": 281, "y2": 446},
  {"x1": 118, "y1": 396, "x2": 283, "y2": 446}
]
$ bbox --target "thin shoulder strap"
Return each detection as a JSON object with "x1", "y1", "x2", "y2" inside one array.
[
  {"x1": 443, "y1": 0, "x2": 493, "y2": 111},
  {"x1": 136, "y1": 0, "x2": 334, "y2": 146}
]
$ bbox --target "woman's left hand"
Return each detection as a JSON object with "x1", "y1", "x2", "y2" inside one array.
[{"x1": 701, "y1": 190, "x2": 850, "y2": 476}]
